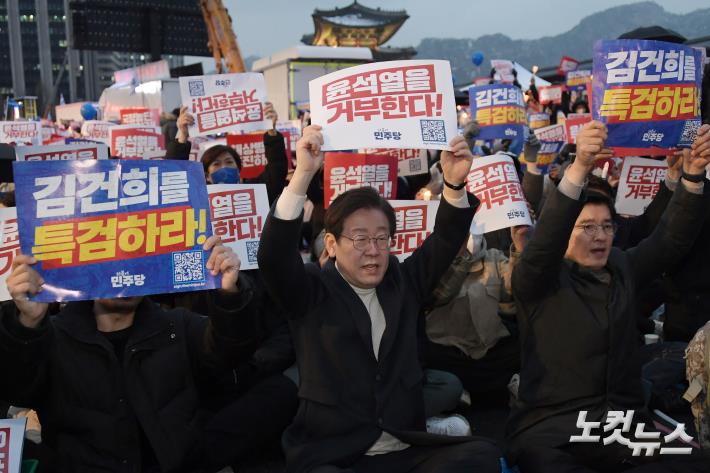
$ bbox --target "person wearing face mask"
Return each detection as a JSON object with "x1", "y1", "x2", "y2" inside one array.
[
  {"x1": 167, "y1": 103, "x2": 288, "y2": 203},
  {"x1": 201, "y1": 145, "x2": 242, "y2": 184},
  {"x1": 505, "y1": 122, "x2": 710, "y2": 473},
  {"x1": 258, "y1": 125, "x2": 502, "y2": 473}
]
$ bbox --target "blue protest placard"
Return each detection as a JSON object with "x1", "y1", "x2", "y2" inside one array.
[
  {"x1": 468, "y1": 84, "x2": 526, "y2": 141},
  {"x1": 13, "y1": 159, "x2": 218, "y2": 302},
  {"x1": 566, "y1": 70, "x2": 591, "y2": 92},
  {"x1": 592, "y1": 39, "x2": 703, "y2": 153}
]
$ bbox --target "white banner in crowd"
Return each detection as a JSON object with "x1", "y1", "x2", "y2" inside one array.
[
  {"x1": 275, "y1": 120, "x2": 302, "y2": 151},
  {"x1": 0, "y1": 207, "x2": 19, "y2": 302},
  {"x1": 361, "y1": 148, "x2": 428, "y2": 177},
  {"x1": 389, "y1": 200, "x2": 439, "y2": 262},
  {"x1": 309, "y1": 60, "x2": 457, "y2": 151},
  {"x1": 14, "y1": 142, "x2": 109, "y2": 161},
  {"x1": 207, "y1": 184, "x2": 269, "y2": 271},
  {"x1": 179, "y1": 73, "x2": 271, "y2": 137},
  {"x1": 0, "y1": 121, "x2": 41, "y2": 146},
  {"x1": 81, "y1": 120, "x2": 115, "y2": 145},
  {"x1": 0, "y1": 417, "x2": 26, "y2": 473},
  {"x1": 490, "y1": 59, "x2": 515, "y2": 82},
  {"x1": 109, "y1": 125, "x2": 165, "y2": 159},
  {"x1": 533, "y1": 123, "x2": 567, "y2": 143},
  {"x1": 615, "y1": 157, "x2": 667, "y2": 216},
  {"x1": 466, "y1": 155, "x2": 532, "y2": 234}
]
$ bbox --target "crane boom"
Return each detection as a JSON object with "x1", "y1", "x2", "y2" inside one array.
[{"x1": 199, "y1": 0, "x2": 246, "y2": 73}]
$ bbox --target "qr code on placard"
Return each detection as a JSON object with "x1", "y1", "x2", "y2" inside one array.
[
  {"x1": 246, "y1": 240, "x2": 259, "y2": 264},
  {"x1": 679, "y1": 119, "x2": 702, "y2": 146},
  {"x1": 188, "y1": 80, "x2": 205, "y2": 97},
  {"x1": 172, "y1": 251, "x2": 205, "y2": 284},
  {"x1": 408, "y1": 158, "x2": 422, "y2": 173},
  {"x1": 420, "y1": 120, "x2": 446, "y2": 143}
]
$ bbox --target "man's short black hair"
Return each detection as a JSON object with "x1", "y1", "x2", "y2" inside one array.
[
  {"x1": 324, "y1": 187, "x2": 396, "y2": 239},
  {"x1": 587, "y1": 175, "x2": 614, "y2": 199},
  {"x1": 582, "y1": 189, "x2": 617, "y2": 221}
]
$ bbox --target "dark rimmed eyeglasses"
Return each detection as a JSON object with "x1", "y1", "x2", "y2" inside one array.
[
  {"x1": 340, "y1": 234, "x2": 392, "y2": 251},
  {"x1": 575, "y1": 223, "x2": 618, "y2": 236}
]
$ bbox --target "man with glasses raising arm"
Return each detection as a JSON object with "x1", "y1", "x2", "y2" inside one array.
[
  {"x1": 506, "y1": 121, "x2": 710, "y2": 473},
  {"x1": 258, "y1": 125, "x2": 502, "y2": 473}
]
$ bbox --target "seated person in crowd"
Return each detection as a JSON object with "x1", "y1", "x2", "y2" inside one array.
[
  {"x1": 258, "y1": 125, "x2": 501, "y2": 473},
  {"x1": 506, "y1": 122, "x2": 710, "y2": 473},
  {"x1": 0, "y1": 237, "x2": 265, "y2": 472},
  {"x1": 421, "y1": 225, "x2": 529, "y2": 406}
]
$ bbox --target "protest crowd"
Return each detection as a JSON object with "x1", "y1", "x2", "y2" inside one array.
[{"x1": 2, "y1": 27, "x2": 710, "y2": 473}]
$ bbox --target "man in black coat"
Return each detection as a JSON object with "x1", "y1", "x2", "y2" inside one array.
[
  {"x1": 506, "y1": 121, "x2": 710, "y2": 472},
  {"x1": 257, "y1": 125, "x2": 501, "y2": 473},
  {"x1": 0, "y1": 236, "x2": 259, "y2": 472}
]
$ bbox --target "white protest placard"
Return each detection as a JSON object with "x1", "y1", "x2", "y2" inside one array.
[
  {"x1": 0, "y1": 121, "x2": 41, "y2": 146},
  {"x1": 491, "y1": 59, "x2": 515, "y2": 83},
  {"x1": 81, "y1": 120, "x2": 115, "y2": 146},
  {"x1": 207, "y1": 184, "x2": 269, "y2": 270},
  {"x1": 0, "y1": 207, "x2": 19, "y2": 302},
  {"x1": 361, "y1": 148, "x2": 428, "y2": 177},
  {"x1": 14, "y1": 142, "x2": 109, "y2": 161},
  {"x1": 533, "y1": 124, "x2": 567, "y2": 143},
  {"x1": 41, "y1": 125, "x2": 54, "y2": 144},
  {"x1": 142, "y1": 150, "x2": 166, "y2": 160},
  {"x1": 615, "y1": 157, "x2": 667, "y2": 216},
  {"x1": 275, "y1": 120, "x2": 301, "y2": 151},
  {"x1": 0, "y1": 415, "x2": 27, "y2": 473},
  {"x1": 309, "y1": 60, "x2": 457, "y2": 151},
  {"x1": 389, "y1": 200, "x2": 439, "y2": 262},
  {"x1": 538, "y1": 85, "x2": 564, "y2": 105},
  {"x1": 466, "y1": 155, "x2": 532, "y2": 234},
  {"x1": 179, "y1": 73, "x2": 271, "y2": 137}
]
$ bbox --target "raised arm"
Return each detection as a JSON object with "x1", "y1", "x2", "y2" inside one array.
[
  {"x1": 257, "y1": 125, "x2": 324, "y2": 319},
  {"x1": 625, "y1": 152, "x2": 681, "y2": 247},
  {"x1": 261, "y1": 103, "x2": 289, "y2": 204},
  {"x1": 627, "y1": 126, "x2": 710, "y2": 286},
  {"x1": 512, "y1": 121, "x2": 614, "y2": 303},
  {"x1": 0, "y1": 254, "x2": 52, "y2": 407},
  {"x1": 401, "y1": 136, "x2": 479, "y2": 301}
]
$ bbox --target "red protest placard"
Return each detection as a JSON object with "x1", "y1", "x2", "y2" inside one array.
[
  {"x1": 110, "y1": 126, "x2": 165, "y2": 159},
  {"x1": 538, "y1": 85, "x2": 565, "y2": 105},
  {"x1": 564, "y1": 114, "x2": 592, "y2": 144},
  {"x1": 119, "y1": 107, "x2": 161, "y2": 127},
  {"x1": 323, "y1": 152, "x2": 398, "y2": 208},
  {"x1": 227, "y1": 134, "x2": 267, "y2": 180}
]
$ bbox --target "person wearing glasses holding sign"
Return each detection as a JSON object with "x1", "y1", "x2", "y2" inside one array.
[
  {"x1": 506, "y1": 121, "x2": 710, "y2": 472},
  {"x1": 258, "y1": 124, "x2": 502, "y2": 473}
]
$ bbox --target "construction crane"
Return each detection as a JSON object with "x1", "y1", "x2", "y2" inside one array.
[{"x1": 199, "y1": 0, "x2": 246, "y2": 73}]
